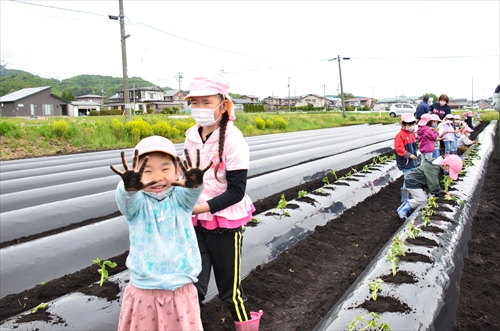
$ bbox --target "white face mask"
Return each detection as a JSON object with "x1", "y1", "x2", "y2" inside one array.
[
  {"x1": 406, "y1": 125, "x2": 416, "y2": 132},
  {"x1": 191, "y1": 102, "x2": 223, "y2": 127},
  {"x1": 439, "y1": 101, "x2": 446, "y2": 106}
]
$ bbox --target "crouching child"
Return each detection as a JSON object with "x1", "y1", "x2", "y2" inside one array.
[{"x1": 397, "y1": 155, "x2": 463, "y2": 219}]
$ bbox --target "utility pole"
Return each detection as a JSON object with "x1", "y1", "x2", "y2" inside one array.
[
  {"x1": 323, "y1": 84, "x2": 327, "y2": 111},
  {"x1": 118, "y1": 0, "x2": 130, "y2": 120},
  {"x1": 329, "y1": 55, "x2": 349, "y2": 118},
  {"x1": 472, "y1": 77, "x2": 474, "y2": 106},
  {"x1": 288, "y1": 77, "x2": 291, "y2": 112},
  {"x1": 175, "y1": 72, "x2": 184, "y2": 92}
]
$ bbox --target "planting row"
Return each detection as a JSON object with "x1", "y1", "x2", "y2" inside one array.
[
  {"x1": 0, "y1": 125, "x2": 398, "y2": 243},
  {"x1": 313, "y1": 121, "x2": 497, "y2": 331},
  {"x1": 0, "y1": 151, "x2": 403, "y2": 329}
]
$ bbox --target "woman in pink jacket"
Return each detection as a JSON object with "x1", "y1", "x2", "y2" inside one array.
[{"x1": 183, "y1": 72, "x2": 261, "y2": 331}]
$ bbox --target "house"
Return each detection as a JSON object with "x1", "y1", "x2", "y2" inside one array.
[
  {"x1": 0, "y1": 86, "x2": 71, "y2": 117},
  {"x1": 232, "y1": 98, "x2": 259, "y2": 111},
  {"x1": 375, "y1": 96, "x2": 420, "y2": 110},
  {"x1": 239, "y1": 95, "x2": 259, "y2": 103},
  {"x1": 264, "y1": 96, "x2": 300, "y2": 109},
  {"x1": 295, "y1": 94, "x2": 332, "y2": 109},
  {"x1": 344, "y1": 97, "x2": 374, "y2": 109},
  {"x1": 105, "y1": 87, "x2": 188, "y2": 113},
  {"x1": 448, "y1": 98, "x2": 469, "y2": 109},
  {"x1": 72, "y1": 94, "x2": 103, "y2": 116}
]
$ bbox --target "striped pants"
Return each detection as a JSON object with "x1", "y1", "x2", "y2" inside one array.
[{"x1": 194, "y1": 227, "x2": 250, "y2": 322}]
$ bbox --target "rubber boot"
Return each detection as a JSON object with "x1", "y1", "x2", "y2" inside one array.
[
  {"x1": 400, "y1": 189, "x2": 411, "y2": 202},
  {"x1": 397, "y1": 201, "x2": 412, "y2": 219},
  {"x1": 234, "y1": 310, "x2": 264, "y2": 331}
]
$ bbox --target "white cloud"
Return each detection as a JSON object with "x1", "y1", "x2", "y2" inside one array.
[{"x1": 1, "y1": 1, "x2": 498, "y2": 100}]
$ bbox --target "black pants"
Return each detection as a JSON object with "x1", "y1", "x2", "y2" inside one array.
[{"x1": 194, "y1": 227, "x2": 250, "y2": 322}]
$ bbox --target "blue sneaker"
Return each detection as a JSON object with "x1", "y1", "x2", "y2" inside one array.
[{"x1": 397, "y1": 201, "x2": 412, "y2": 219}]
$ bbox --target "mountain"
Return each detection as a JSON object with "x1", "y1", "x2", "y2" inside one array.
[{"x1": 0, "y1": 69, "x2": 170, "y2": 98}]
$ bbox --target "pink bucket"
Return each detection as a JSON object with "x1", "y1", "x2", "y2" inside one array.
[{"x1": 234, "y1": 310, "x2": 264, "y2": 331}]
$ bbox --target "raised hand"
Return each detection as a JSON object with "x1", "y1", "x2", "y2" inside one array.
[
  {"x1": 172, "y1": 149, "x2": 212, "y2": 188},
  {"x1": 110, "y1": 150, "x2": 156, "y2": 191}
]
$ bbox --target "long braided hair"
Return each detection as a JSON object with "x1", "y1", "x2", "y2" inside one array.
[{"x1": 214, "y1": 94, "x2": 229, "y2": 183}]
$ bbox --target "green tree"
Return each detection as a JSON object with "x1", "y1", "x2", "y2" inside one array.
[
  {"x1": 339, "y1": 92, "x2": 355, "y2": 100},
  {"x1": 419, "y1": 93, "x2": 438, "y2": 102}
]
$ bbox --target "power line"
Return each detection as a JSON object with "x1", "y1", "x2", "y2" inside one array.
[{"x1": 10, "y1": 0, "x2": 108, "y2": 18}]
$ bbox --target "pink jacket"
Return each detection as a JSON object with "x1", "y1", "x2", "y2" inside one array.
[
  {"x1": 417, "y1": 125, "x2": 439, "y2": 153},
  {"x1": 184, "y1": 121, "x2": 254, "y2": 229}
]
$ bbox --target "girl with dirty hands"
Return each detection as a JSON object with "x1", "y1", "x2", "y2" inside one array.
[
  {"x1": 182, "y1": 72, "x2": 262, "y2": 330},
  {"x1": 109, "y1": 135, "x2": 211, "y2": 331}
]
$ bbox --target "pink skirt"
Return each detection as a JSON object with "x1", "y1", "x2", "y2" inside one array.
[{"x1": 118, "y1": 282, "x2": 203, "y2": 331}]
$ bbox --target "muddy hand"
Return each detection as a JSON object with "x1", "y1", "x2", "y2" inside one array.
[
  {"x1": 109, "y1": 150, "x2": 156, "y2": 191},
  {"x1": 173, "y1": 149, "x2": 212, "y2": 188}
]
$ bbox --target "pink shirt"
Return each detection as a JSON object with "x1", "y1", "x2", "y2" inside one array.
[{"x1": 184, "y1": 121, "x2": 254, "y2": 230}]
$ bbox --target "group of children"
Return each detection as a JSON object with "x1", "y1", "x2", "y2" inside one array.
[
  {"x1": 111, "y1": 72, "x2": 261, "y2": 331},
  {"x1": 394, "y1": 94, "x2": 475, "y2": 219}
]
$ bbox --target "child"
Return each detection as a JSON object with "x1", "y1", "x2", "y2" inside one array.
[
  {"x1": 458, "y1": 127, "x2": 476, "y2": 154},
  {"x1": 441, "y1": 114, "x2": 457, "y2": 157},
  {"x1": 430, "y1": 114, "x2": 444, "y2": 158},
  {"x1": 183, "y1": 72, "x2": 261, "y2": 330},
  {"x1": 394, "y1": 113, "x2": 418, "y2": 201},
  {"x1": 416, "y1": 114, "x2": 438, "y2": 164},
  {"x1": 452, "y1": 114, "x2": 463, "y2": 155},
  {"x1": 397, "y1": 155, "x2": 463, "y2": 219},
  {"x1": 110, "y1": 136, "x2": 211, "y2": 331},
  {"x1": 465, "y1": 111, "x2": 474, "y2": 129}
]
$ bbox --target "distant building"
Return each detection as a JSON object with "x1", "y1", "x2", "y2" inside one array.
[
  {"x1": 72, "y1": 94, "x2": 103, "y2": 116},
  {"x1": 105, "y1": 87, "x2": 187, "y2": 113},
  {"x1": 0, "y1": 86, "x2": 71, "y2": 117}
]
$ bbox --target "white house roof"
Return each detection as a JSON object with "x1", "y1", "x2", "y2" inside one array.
[
  {"x1": 77, "y1": 94, "x2": 103, "y2": 98},
  {"x1": 72, "y1": 101, "x2": 101, "y2": 106},
  {"x1": 164, "y1": 89, "x2": 181, "y2": 96},
  {"x1": 0, "y1": 86, "x2": 51, "y2": 102}
]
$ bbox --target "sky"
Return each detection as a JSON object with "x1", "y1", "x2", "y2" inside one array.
[{"x1": 1, "y1": 0, "x2": 499, "y2": 101}]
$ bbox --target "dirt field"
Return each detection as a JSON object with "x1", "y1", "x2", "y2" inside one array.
[{"x1": 1, "y1": 123, "x2": 498, "y2": 331}]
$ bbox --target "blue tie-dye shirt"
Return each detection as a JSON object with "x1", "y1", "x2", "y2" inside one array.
[{"x1": 115, "y1": 182, "x2": 203, "y2": 291}]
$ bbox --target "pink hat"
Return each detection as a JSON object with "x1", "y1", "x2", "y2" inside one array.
[
  {"x1": 430, "y1": 114, "x2": 441, "y2": 121},
  {"x1": 133, "y1": 136, "x2": 177, "y2": 158},
  {"x1": 401, "y1": 113, "x2": 416, "y2": 123},
  {"x1": 453, "y1": 114, "x2": 461, "y2": 119},
  {"x1": 418, "y1": 117, "x2": 429, "y2": 126},
  {"x1": 439, "y1": 155, "x2": 463, "y2": 180},
  {"x1": 467, "y1": 111, "x2": 473, "y2": 116},
  {"x1": 445, "y1": 114, "x2": 454, "y2": 119},
  {"x1": 184, "y1": 72, "x2": 235, "y2": 119}
]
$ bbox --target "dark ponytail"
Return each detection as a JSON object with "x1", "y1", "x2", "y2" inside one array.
[{"x1": 214, "y1": 111, "x2": 229, "y2": 183}]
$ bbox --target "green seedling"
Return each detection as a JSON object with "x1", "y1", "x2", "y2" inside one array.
[
  {"x1": 329, "y1": 169, "x2": 338, "y2": 181},
  {"x1": 421, "y1": 214, "x2": 431, "y2": 227},
  {"x1": 389, "y1": 153, "x2": 396, "y2": 160},
  {"x1": 32, "y1": 302, "x2": 48, "y2": 314},
  {"x1": 391, "y1": 234, "x2": 405, "y2": 257},
  {"x1": 344, "y1": 170, "x2": 353, "y2": 179},
  {"x1": 387, "y1": 252, "x2": 399, "y2": 276},
  {"x1": 427, "y1": 196, "x2": 438, "y2": 209},
  {"x1": 351, "y1": 167, "x2": 357, "y2": 174},
  {"x1": 368, "y1": 279, "x2": 384, "y2": 301},
  {"x1": 250, "y1": 217, "x2": 259, "y2": 224},
  {"x1": 362, "y1": 165, "x2": 370, "y2": 173},
  {"x1": 297, "y1": 190, "x2": 307, "y2": 198},
  {"x1": 441, "y1": 175, "x2": 453, "y2": 193},
  {"x1": 272, "y1": 194, "x2": 290, "y2": 217},
  {"x1": 322, "y1": 176, "x2": 330, "y2": 186},
  {"x1": 348, "y1": 312, "x2": 391, "y2": 331},
  {"x1": 40, "y1": 281, "x2": 46, "y2": 286},
  {"x1": 92, "y1": 258, "x2": 117, "y2": 286},
  {"x1": 405, "y1": 222, "x2": 421, "y2": 239}
]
